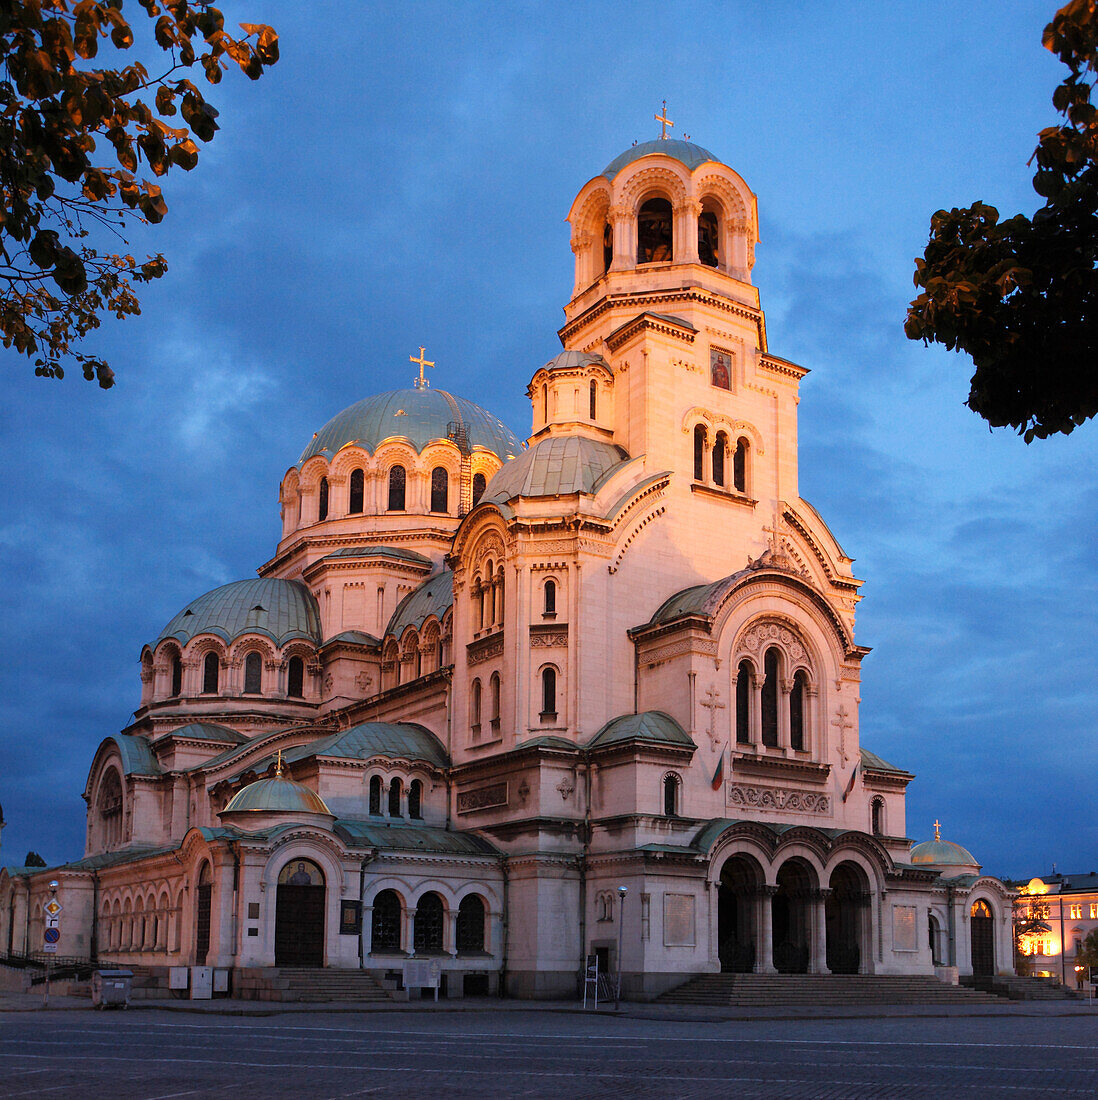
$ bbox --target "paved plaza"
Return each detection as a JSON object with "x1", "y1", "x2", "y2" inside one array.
[{"x1": 0, "y1": 1003, "x2": 1095, "y2": 1098}]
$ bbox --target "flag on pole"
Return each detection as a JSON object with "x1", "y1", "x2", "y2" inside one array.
[
  {"x1": 710, "y1": 751, "x2": 724, "y2": 790},
  {"x1": 841, "y1": 762, "x2": 859, "y2": 802}
]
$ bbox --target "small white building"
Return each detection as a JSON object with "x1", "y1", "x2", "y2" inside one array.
[{"x1": 1, "y1": 134, "x2": 1014, "y2": 999}]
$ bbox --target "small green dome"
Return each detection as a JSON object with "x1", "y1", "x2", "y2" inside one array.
[
  {"x1": 386, "y1": 570, "x2": 453, "y2": 639},
  {"x1": 602, "y1": 138, "x2": 719, "y2": 180},
  {"x1": 910, "y1": 839, "x2": 980, "y2": 869},
  {"x1": 482, "y1": 437, "x2": 628, "y2": 504},
  {"x1": 299, "y1": 388, "x2": 520, "y2": 465},
  {"x1": 157, "y1": 578, "x2": 321, "y2": 648},
  {"x1": 223, "y1": 774, "x2": 332, "y2": 817}
]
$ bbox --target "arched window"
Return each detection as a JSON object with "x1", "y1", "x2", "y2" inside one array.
[
  {"x1": 484, "y1": 560, "x2": 495, "y2": 626},
  {"x1": 693, "y1": 424, "x2": 707, "y2": 481},
  {"x1": 589, "y1": 379, "x2": 597, "y2": 420},
  {"x1": 98, "y1": 768, "x2": 123, "y2": 849},
  {"x1": 408, "y1": 778, "x2": 422, "y2": 819},
  {"x1": 699, "y1": 209, "x2": 719, "y2": 267},
  {"x1": 663, "y1": 773, "x2": 680, "y2": 816},
  {"x1": 387, "y1": 465, "x2": 406, "y2": 511},
  {"x1": 471, "y1": 678, "x2": 482, "y2": 733},
  {"x1": 790, "y1": 670, "x2": 807, "y2": 751},
  {"x1": 638, "y1": 196, "x2": 673, "y2": 263},
  {"x1": 287, "y1": 656, "x2": 305, "y2": 698},
  {"x1": 202, "y1": 651, "x2": 219, "y2": 694},
  {"x1": 349, "y1": 468, "x2": 364, "y2": 514},
  {"x1": 413, "y1": 892, "x2": 444, "y2": 954},
  {"x1": 170, "y1": 654, "x2": 182, "y2": 697},
  {"x1": 317, "y1": 476, "x2": 329, "y2": 521},
  {"x1": 736, "y1": 659, "x2": 752, "y2": 744},
  {"x1": 456, "y1": 894, "x2": 486, "y2": 953},
  {"x1": 369, "y1": 775, "x2": 382, "y2": 816},
  {"x1": 541, "y1": 667, "x2": 557, "y2": 719},
  {"x1": 371, "y1": 889, "x2": 401, "y2": 952},
  {"x1": 490, "y1": 672, "x2": 501, "y2": 733},
  {"x1": 244, "y1": 652, "x2": 262, "y2": 694},
  {"x1": 602, "y1": 218, "x2": 613, "y2": 273},
  {"x1": 472, "y1": 472, "x2": 487, "y2": 506},
  {"x1": 430, "y1": 466, "x2": 448, "y2": 513},
  {"x1": 543, "y1": 578, "x2": 556, "y2": 616},
  {"x1": 871, "y1": 797, "x2": 884, "y2": 837},
  {"x1": 713, "y1": 431, "x2": 727, "y2": 487},
  {"x1": 542, "y1": 383, "x2": 548, "y2": 423},
  {"x1": 388, "y1": 777, "x2": 402, "y2": 817},
  {"x1": 733, "y1": 437, "x2": 749, "y2": 493},
  {"x1": 761, "y1": 647, "x2": 779, "y2": 747}
]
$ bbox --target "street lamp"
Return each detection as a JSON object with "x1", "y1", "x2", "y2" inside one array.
[{"x1": 615, "y1": 885, "x2": 627, "y2": 1009}]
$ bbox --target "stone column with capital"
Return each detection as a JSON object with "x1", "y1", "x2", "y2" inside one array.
[
  {"x1": 779, "y1": 678, "x2": 793, "y2": 752},
  {"x1": 757, "y1": 885, "x2": 778, "y2": 973},
  {"x1": 609, "y1": 205, "x2": 632, "y2": 271},
  {"x1": 676, "y1": 200, "x2": 702, "y2": 264},
  {"x1": 810, "y1": 888, "x2": 832, "y2": 973}
]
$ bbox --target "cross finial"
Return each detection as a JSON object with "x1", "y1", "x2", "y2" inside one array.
[
  {"x1": 655, "y1": 99, "x2": 674, "y2": 140},
  {"x1": 410, "y1": 346, "x2": 435, "y2": 390},
  {"x1": 933, "y1": 818, "x2": 941, "y2": 842},
  {"x1": 275, "y1": 749, "x2": 283, "y2": 778}
]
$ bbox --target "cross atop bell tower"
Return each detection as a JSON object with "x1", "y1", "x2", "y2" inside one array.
[
  {"x1": 655, "y1": 99, "x2": 673, "y2": 139},
  {"x1": 410, "y1": 346, "x2": 435, "y2": 390}
]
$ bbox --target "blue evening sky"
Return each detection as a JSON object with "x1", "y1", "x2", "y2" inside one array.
[{"x1": 2, "y1": 2, "x2": 1094, "y2": 878}]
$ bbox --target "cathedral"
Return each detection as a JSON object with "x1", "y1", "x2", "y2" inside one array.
[{"x1": 1, "y1": 130, "x2": 1014, "y2": 1000}]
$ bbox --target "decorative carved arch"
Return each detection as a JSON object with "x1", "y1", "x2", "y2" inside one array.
[
  {"x1": 616, "y1": 164, "x2": 689, "y2": 211},
  {"x1": 572, "y1": 181, "x2": 613, "y2": 239},
  {"x1": 327, "y1": 445, "x2": 373, "y2": 480},
  {"x1": 298, "y1": 454, "x2": 331, "y2": 490},
  {"x1": 732, "y1": 615, "x2": 816, "y2": 680},
  {"x1": 228, "y1": 635, "x2": 277, "y2": 665},
  {"x1": 680, "y1": 407, "x2": 764, "y2": 454},
  {"x1": 693, "y1": 172, "x2": 750, "y2": 226}
]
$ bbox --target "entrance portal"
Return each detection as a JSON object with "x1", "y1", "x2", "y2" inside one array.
[
  {"x1": 826, "y1": 861, "x2": 868, "y2": 974},
  {"x1": 772, "y1": 860, "x2": 813, "y2": 973},
  {"x1": 275, "y1": 858, "x2": 325, "y2": 967},
  {"x1": 970, "y1": 899, "x2": 994, "y2": 977},
  {"x1": 717, "y1": 854, "x2": 761, "y2": 972}
]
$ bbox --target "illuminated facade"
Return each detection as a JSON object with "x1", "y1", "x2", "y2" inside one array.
[{"x1": 1013, "y1": 873, "x2": 1098, "y2": 988}]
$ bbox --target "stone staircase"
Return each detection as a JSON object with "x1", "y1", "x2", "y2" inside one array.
[
  {"x1": 237, "y1": 967, "x2": 393, "y2": 1003},
  {"x1": 657, "y1": 973, "x2": 1005, "y2": 1006},
  {"x1": 962, "y1": 974, "x2": 1084, "y2": 1001}
]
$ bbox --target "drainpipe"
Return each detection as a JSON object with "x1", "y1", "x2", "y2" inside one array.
[
  {"x1": 1059, "y1": 886, "x2": 1068, "y2": 986},
  {"x1": 633, "y1": 644, "x2": 640, "y2": 714},
  {"x1": 229, "y1": 841, "x2": 241, "y2": 966},
  {"x1": 577, "y1": 757, "x2": 592, "y2": 991},
  {"x1": 945, "y1": 881, "x2": 956, "y2": 968},
  {"x1": 358, "y1": 848, "x2": 377, "y2": 969},
  {"x1": 499, "y1": 856, "x2": 509, "y2": 997}
]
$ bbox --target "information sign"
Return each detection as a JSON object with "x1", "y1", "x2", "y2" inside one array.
[{"x1": 583, "y1": 953, "x2": 599, "y2": 1009}]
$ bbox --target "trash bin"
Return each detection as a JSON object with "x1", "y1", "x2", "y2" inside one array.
[{"x1": 91, "y1": 969, "x2": 133, "y2": 1008}]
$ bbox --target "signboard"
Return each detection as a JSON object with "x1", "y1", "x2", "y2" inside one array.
[
  {"x1": 43, "y1": 927, "x2": 60, "y2": 944},
  {"x1": 44, "y1": 899, "x2": 62, "y2": 918},
  {"x1": 456, "y1": 783, "x2": 508, "y2": 814},
  {"x1": 582, "y1": 953, "x2": 599, "y2": 1009},
  {"x1": 663, "y1": 894, "x2": 696, "y2": 947},
  {"x1": 403, "y1": 958, "x2": 441, "y2": 1001},
  {"x1": 340, "y1": 899, "x2": 362, "y2": 936},
  {"x1": 892, "y1": 905, "x2": 917, "y2": 952}
]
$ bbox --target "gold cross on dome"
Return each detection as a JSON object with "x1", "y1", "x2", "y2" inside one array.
[
  {"x1": 655, "y1": 100, "x2": 674, "y2": 140},
  {"x1": 275, "y1": 749, "x2": 283, "y2": 778},
  {"x1": 410, "y1": 346, "x2": 435, "y2": 390},
  {"x1": 933, "y1": 818, "x2": 941, "y2": 841}
]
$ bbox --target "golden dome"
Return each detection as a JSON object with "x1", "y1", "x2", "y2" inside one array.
[{"x1": 223, "y1": 773, "x2": 331, "y2": 817}]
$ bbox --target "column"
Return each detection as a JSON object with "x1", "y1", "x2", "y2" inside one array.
[
  {"x1": 810, "y1": 888, "x2": 831, "y2": 974},
  {"x1": 609, "y1": 205, "x2": 631, "y2": 271},
  {"x1": 757, "y1": 886, "x2": 778, "y2": 973},
  {"x1": 751, "y1": 673, "x2": 763, "y2": 748},
  {"x1": 779, "y1": 679, "x2": 792, "y2": 752},
  {"x1": 676, "y1": 200, "x2": 701, "y2": 264}
]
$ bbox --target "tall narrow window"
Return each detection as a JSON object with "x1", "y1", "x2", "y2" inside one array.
[
  {"x1": 471, "y1": 678, "x2": 482, "y2": 733},
  {"x1": 490, "y1": 673, "x2": 501, "y2": 732},
  {"x1": 589, "y1": 379, "x2": 597, "y2": 420},
  {"x1": 371, "y1": 889, "x2": 401, "y2": 952},
  {"x1": 388, "y1": 778, "x2": 402, "y2": 817},
  {"x1": 790, "y1": 670, "x2": 807, "y2": 751},
  {"x1": 485, "y1": 561, "x2": 495, "y2": 626},
  {"x1": 602, "y1": 219, "x2": 613, "y2": 273},
  {"x1": 456, "y1": 894, "x2": 486, "y2": 953},
  {"x1": 736, "y1": 659, "x2": 752, "y2": 744},
  {"x1": 369, "y1": 775, "x2": 382, "y2": 815},
  {"x1": 699, "y1": 209, "x2": 719, "y2": 267},
  {"x1": 430, "y1": 466, "x2": 448, "y2": 513},
  {"x1": 541, "y1": 667, "x2": 557, "y2": 719},
  {"x1": 543, "y1": 578, "x2": 556, "y2": 616},
  {"x1": 170, "y1": 654, "x2": 183, "y2": 697},
  {"x1": 761, "y1": 647, "x2": 779, "y2": 747},
  {"x1": 542, "y1": 383, "x2": 548, "y2": 423},
  {"x1": 413, "y1": 892, "x2": 444, "y2": 954},
  {"x1": 713, "y1": 431, "x2": 727, "y2": 487},
  {"x1": 638, "y1": 197, "x2": 673, "y2": 263},
  {"x1": 287, "y1": 655, "x2": 304, "y2": 698},
  {"x1": 244, "y1": 652, "x2": 262, "y2": 694},
  {"x1": 318, "y1": 476, "x2": 329, "y2": 521},
  {"x1": 388, "y1": 465, "x2": 406, "y2": 511},
  {"x1": 349, "y1": 468, "x2": 364, "y2": 514},
  {"x1": 408, "y1": 779, "x2": 422, "y2": 819},
  {"x1": 663, "y1": 774, "x2": 680, "y2": 816},
  {"x1": 693, "y1": 424, "x2": 707, "y2": 481},
  {"x1": 871, "y1": 797, "x2": 884, "y2": 837},
  {"x1": 472, "y1": 472, "x2": 487, "y2": 506},
  {"x1": 733, "y1": 438, "x2": 748, "y2": 493},
  {"x1": 202, "y1": 651, "x2": 219, "y2": 694}
]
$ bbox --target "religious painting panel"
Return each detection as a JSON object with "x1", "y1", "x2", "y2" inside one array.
[{"x1": 710, "y1": 346, "x2": 732, "y2": 390}]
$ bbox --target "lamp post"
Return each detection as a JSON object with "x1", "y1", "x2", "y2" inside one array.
[{"x1": 615, "y1": 885, "x2": 627, "y2": 1009}]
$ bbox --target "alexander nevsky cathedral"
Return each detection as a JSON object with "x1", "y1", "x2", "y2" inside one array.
[{"x1": 1, "y1": 126, "x2": 1014, "y2": 1000}]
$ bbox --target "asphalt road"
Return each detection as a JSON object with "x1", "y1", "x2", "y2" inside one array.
[{"x1": 0, "y1": 1009, "x2": 1095, "y2": 1098}]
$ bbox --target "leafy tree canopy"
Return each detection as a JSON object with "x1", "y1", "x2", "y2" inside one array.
[
  {"x1": 1078, "y1": 927, "x2": 1098, "y2": 969},
  {"x1": 906, "y1": 0, "x2": 1098, "y2": 441},
  {"x1": 0, "y1": 1, "x2": 278, "y2": 388},
  {"x1": 23, "y1": 850, "x2": 47, "y2": 867}
]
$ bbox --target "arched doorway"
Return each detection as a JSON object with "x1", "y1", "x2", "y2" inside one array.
[
  {"x1": 826, "y1": 861, "x2": 869, "y2": 974},
  {"x1": 195, "y1": 863, "x2": 212, "y2": 965},
  {"x1": 717, "y1": 854, "x2": 761, "y2": 972},
  {"x1": 970, "y1": 899, "x2": 994, "y2": 977},
  {"x1": 275, "y1": 858, "x2": 325, "y2": 967},
  {"x1": 772, "y1": 859, "x2": 814, "y2": 973}
]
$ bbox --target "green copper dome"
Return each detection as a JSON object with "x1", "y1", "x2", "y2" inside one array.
[
  {"x1": 602, "y1": 139, "x2": 719, "y2": 180},
  {"x1": 222, "y1": 774, "x2": 332, "y2": 817},
  {"x1": 910, "y1": 839, "x2": 980, "y2": 869},
  {"x1": 482, "y1": 437, "x2": 629, "y2": 504},
  {"x1": 299, "y1": 388, "x2": 520, "y2": 465},
  {"x1": 156, "y1": 578, "x2": 321, "y2": 648}
]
